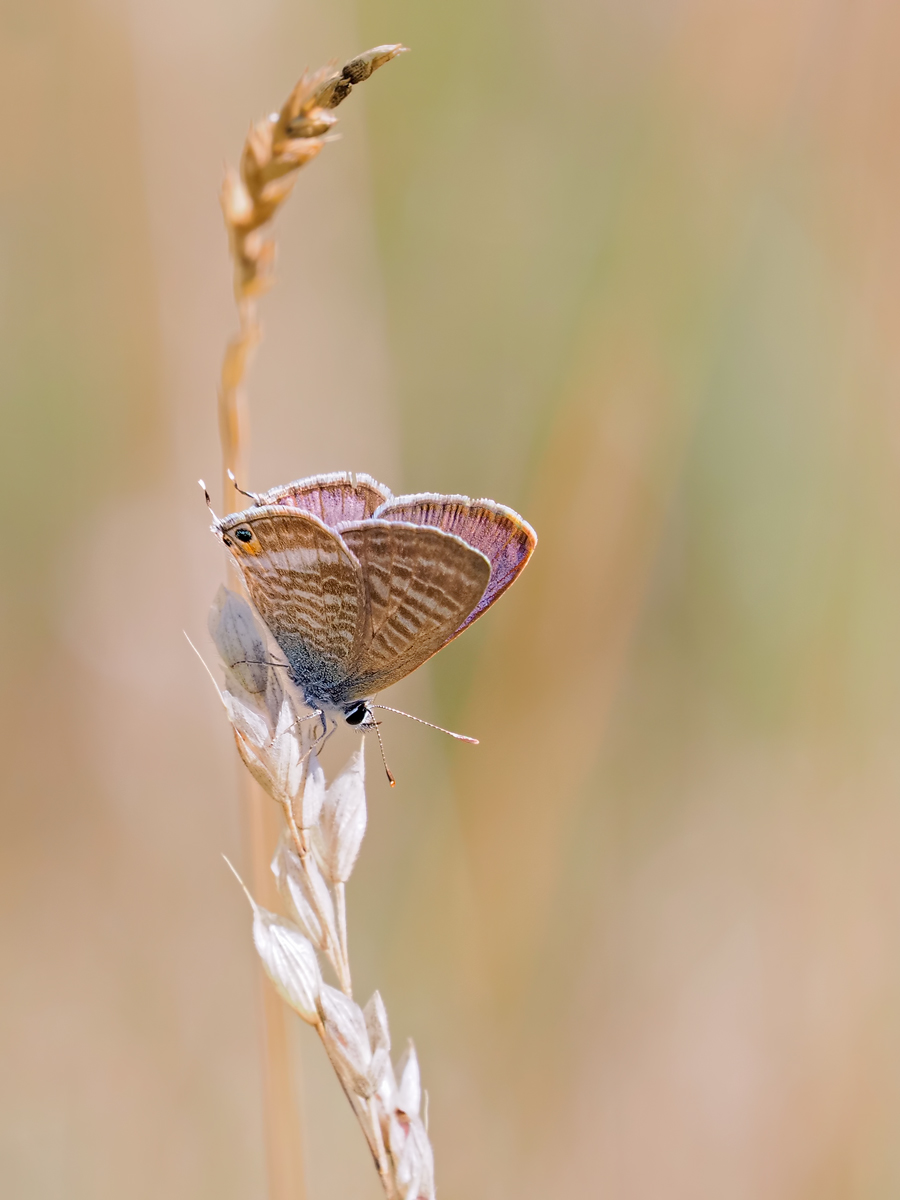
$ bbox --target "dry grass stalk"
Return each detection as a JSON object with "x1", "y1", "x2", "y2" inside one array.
[
  {"x1": 218, "y1": 44, "x2": 407, "y2": 515},
  {"x1": 214, "y1": 45, "x2": 408, "y2": 1200}
]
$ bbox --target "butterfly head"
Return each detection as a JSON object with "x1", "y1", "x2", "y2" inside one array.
[
  {"x1": 339, "y1": 699, "x2": 395, "y2": 786},
  {"x1": 342, "y1": 700, "x2": 372, "y2": 727}
]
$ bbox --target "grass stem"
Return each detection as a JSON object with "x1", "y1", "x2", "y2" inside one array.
[{"x1": 215, "y1": 46, "x2": 407, "y2": 1198}]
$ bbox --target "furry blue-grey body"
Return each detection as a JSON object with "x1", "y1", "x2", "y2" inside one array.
[{"x1": 274, "y1": 631, "x2": 366, "y2": 712}]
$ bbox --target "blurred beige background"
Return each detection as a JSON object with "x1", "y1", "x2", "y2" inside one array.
[{"x1": 4, "y1": 0, "x2": 900, "y2": 1197}]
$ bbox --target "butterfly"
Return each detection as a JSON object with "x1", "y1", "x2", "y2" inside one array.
[{"x1": 212, "y1": 472, "x2": 536, "y2": 732}]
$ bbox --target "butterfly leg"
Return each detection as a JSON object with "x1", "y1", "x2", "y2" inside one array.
[
  {"x1": 289, "y1": 709, "x2": 326, "y2": 732},
  {"x1": 296, "y1": 711, "x2": 334, "y2": 766},
  {"x1": 230, "y1": 656, "x2": 291, "y2": 670}
]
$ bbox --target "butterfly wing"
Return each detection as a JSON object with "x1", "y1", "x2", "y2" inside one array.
[
  {"x1": 216, "y1": 506, "x2": 368, "y2": 702},
  {"x1": 255, "y1": 472, "x2": 392, "y2": 526},
  {"x1": 372, "y1": 494, "x2": 536, "y2": 642},
  {"x1": 338, "y1": 521, "x2": 491, "y2": 698}
]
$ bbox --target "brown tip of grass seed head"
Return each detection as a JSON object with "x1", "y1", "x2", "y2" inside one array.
[
  {"x1": 342, "y1": 44, "x2": 409, "y2": 84},
  {"x1": 225, "y1": 44, "x2": 407, "y2": 239},
  {"x1": 310, "y1": 44, "x2": 409, "y2": 110}
]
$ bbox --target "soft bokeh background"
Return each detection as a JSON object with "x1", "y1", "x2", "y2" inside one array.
[{"x1": 4, "y1": 0, "x2": 900, "y2": 1196}]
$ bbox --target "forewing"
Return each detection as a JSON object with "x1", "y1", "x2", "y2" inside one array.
[
  {"x1": 254, "y1": 472, "x2": 391, "y2": 527},
  {"x1": 338, "y1": 521, "x2": 491, "y2": 696},
  {"x1": 373, "y1": 494, "x2": 536, "y2": 641},
  {"x1": 216, "y1": 507, "x2": 366, "y2": 685}
]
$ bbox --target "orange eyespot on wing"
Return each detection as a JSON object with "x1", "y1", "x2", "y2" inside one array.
[{"x1": 223, "y1": 524, "x2": 264, "y2": 555}]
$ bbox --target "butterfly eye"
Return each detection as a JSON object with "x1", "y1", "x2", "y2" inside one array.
[
  {"x1": 344, "y1": 702, "x2": 369, "y2": 726},
  {"x1": 234, "y1": 528, "x2": 253, "y2": 543}
]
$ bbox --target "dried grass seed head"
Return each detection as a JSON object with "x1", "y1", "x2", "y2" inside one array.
[
  {"x1": 209, "y1": 587, "x2": 326, "y2": 809},
  {"x1": 208, "y1": 585, "x2": 278, "y2": 710},
  {"x1": 364, "y1": 991, "x2": 392, "y2": 1095},
  {"x1": 389, "y1": 1113, "x2": 435, "y2": 1200},
  {"x1": 230, "y1": 694, "x2": 307, "y2": 808},
  {"x1": 313, "y1": 745, "x2": 367, "y2": 884},
  {"x1": 222, "y1": 45, "x2": 407, "y2": 305},
  {"x1": 317, "y1": 984, "x2": 382, "y2": 1098},
  {"x1": 394, "y1": 1042, "x2": 422, "y2": 1118},
  {"x1": 252, "y1": 906, "x2": 322, "y2": 1024},
  {"x1": 272, "y1": 833, "x2": 337, "y2": 955},
  {"x1": 296, "y1": 750, "x2": 326, "y2": 829}
]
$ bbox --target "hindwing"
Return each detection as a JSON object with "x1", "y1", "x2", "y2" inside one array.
[
  {"x1": 253, "y1": 472, "x2": 391, "y2": 526},
  {"x1": 373, "y1": 494, "x2": 536, "y2": 642},
  {"x1": 338, "y1": 521, "x2": 491, "y2": 697}
]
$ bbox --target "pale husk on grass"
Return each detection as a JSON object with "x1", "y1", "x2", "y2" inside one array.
[{"x1": 208, "y1": 586, "x2": 436, "y2": 1199}]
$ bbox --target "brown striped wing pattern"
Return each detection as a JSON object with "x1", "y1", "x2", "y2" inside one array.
[
  {"x1": 371, "y1": 494, "x2": 536, "y2": 642},
  {"x1": 339, "y1": 521, "x2": 491, "y2": 697},
  {"x1": 214, "y1": 478, "x2": 534, "y2": 709},
  {"x1": 217, "y1": 507, "x2": 368, "y2": 699},
  {"x1": 254, "y1": 472, "x2": 391, "y2": 526}
]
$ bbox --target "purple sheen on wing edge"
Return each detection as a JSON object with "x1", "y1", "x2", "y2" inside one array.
[
  {"x1": 255, "y1": 473, "x2": 392, "y2": 528},
  {"x1": 373, "y1": 494, "x2": 536, "y2": 637}
]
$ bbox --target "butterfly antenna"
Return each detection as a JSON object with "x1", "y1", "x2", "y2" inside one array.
[
  {"x1": 370, "y1": 705, "x2": 479, "y2": 745},
  {"x1": 370, "y1": 714, "x2": 396, "y2": 787},
  {"x1": 198, "y1": 479, "x2": 220, "y2": 522},
  {"x1": 227, "y1": 468, "x2": 261, "y2": 505}
]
